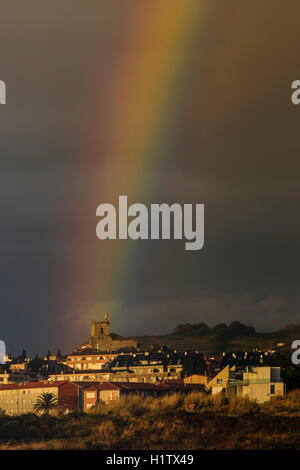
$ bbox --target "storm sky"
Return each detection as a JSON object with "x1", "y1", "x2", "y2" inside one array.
[{"x1": 0, "y1": 1, "x2": 300, "y2": 355}]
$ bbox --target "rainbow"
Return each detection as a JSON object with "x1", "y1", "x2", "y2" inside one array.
[{"x1": 66, "y1": 1, "x2": 205, "y2": 342}]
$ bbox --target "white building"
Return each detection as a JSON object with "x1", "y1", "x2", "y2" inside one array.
[{"x1": 209, "y1": 366, "x2": 284, "y2": 403}]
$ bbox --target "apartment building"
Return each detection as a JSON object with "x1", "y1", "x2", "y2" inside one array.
[
  {"x1": 49, "y1": 367, "x2": 181, "y2": 383},
  {"x1": 109, "y1": 354, "x2": 183, "y2": 382},
  {"x1": 50, "y1": 352, "x2": 186, "y2": 383},
  {"x1": 0, "y1": 381, "x2": 80, "y2": 415},
  {"x1": 64, "y1": 353, "x2": 118, "y2": 371},
  {"x1": 49, "y1": 371, "x2": 110, "y2": 382}
]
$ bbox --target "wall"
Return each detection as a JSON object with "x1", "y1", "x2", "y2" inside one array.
[
  {"x1": 184, "y1": 375, "x2": 208, "y2": 384},
  {"x1": 243, "y1": 382, "x2": 284, "y2": 403},
  {"x1": 58, "y1": 382, "x2": 79, "y2": 411},
  {"x1": 99, "y1": 389, "x2": 120, "y2": 402},
  {"x1": 0, "y1": 386, "x2": 59, "y2": 415}
]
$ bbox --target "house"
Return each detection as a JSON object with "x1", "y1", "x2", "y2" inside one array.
[
  {"x1": 227, "y1": 366, "x2": 284, "y2": 403},
  {"x1": 207, "y1": 365, "x2": 236, "y2": 394},
  {"x1": 81, "y1": 383, "x2": 120, "y2": 411},
  {"x1": 80, "y1": 381, "x2": 197, "y2": 410},
  {"x1": 184, "y1": 374, "x2": 208, "y2": 385},
  {"x1": 10, "y1": 362, "x2": 28, "y2": 372}
]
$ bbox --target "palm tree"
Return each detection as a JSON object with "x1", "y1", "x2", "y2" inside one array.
[{"x1": 34, "y1": 392, "x2": 58, "y2": 414}]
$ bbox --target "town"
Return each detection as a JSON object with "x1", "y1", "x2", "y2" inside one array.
[{"x1": 0, "y1": 314, "x2": 292, "y2": 415}]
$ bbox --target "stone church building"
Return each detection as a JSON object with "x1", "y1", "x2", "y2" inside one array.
[{"x1": 74, "y1": 314, "x2": 138, "y2": 353}]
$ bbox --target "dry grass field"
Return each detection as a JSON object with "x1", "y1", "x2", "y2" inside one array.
[{"x1": 0, "y1": 390, "x2": 299, "y2": 450}]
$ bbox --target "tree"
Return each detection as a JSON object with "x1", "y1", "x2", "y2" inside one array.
[
  {"x1": 30, "y1": 355, "x2": 42, "y2": 372},
  {"x1": 34, "y1": 393, "x2": 58, "y2": 414},
  {"x1": 46, "y1": 350, "x2": 52, "y2": 359},
  {"x1": 56, "y1": 349, "x2": 62, "y2": 360},
  {"x1": 18, "y1": 349, "x2": 27, "y2": 362}
]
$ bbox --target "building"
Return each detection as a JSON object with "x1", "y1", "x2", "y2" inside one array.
[
  {"x1": 208, "y1": 366, "x2": 284, "y2": 403},
  {"x1": 51, "y1": 350, "x2": 207, "y2": 384},
  {"x1": 81, "y1": 383, "x2": 120, "y2": 411},
  {"x1": 227, "y1": 366, "x2": 284, "y2": 403},
  {"x1": 64, "y1": 353, "x2": 118, "y2": 371},
  {"x1": 74, "y1": 314, "x2": 138, "y2": 353},
  {"x1": 207, "y1": 365, "x2": 236, "y2": 394},
  {"x1": 0, "y1": 381, "x2": 80, "y2": 415},
  {"x1": 10, "y1": 362, "x2": 28, "y2": 372},
  {"x1": 109, "y1": 353, "x2": 183, "y2": 382},
  {"x1": 48, "y1": 363, "x2": 182, "y2": 383},
  {"x1": 184, "y1": 374, "x2": 208, "y2": 385},
  {"x1": 49, "y1": 371, "x2": 110, "y2": 382},
  {"x1": 0, "y1": 371, "x2": 34, "y2": 385},
  {"x1": 81, "y1": 381, "x2": 197, "y2": 410}
]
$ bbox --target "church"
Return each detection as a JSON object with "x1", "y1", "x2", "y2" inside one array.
[{"x1": 74, "y1": 314, "x2": 138, "y2": 353}]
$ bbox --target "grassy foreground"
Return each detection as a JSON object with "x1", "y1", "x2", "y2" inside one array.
[{"x1": 0, "y1": 390, "x2": 299, "y2": 450}]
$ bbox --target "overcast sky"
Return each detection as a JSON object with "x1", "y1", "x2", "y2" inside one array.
[{"x1": 0, "y1": 1, "x2": 300, "y2": 355}]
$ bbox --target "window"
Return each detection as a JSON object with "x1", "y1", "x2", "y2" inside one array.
[
  {"x1": 270, "y1": 384, "x2": 275, "y2": 395},
  {"x1": 86, "y1": 392, "x2": 96, "y2": 399}
]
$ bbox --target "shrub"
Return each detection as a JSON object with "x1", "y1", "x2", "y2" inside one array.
[
  {"x1": 227, "y1": 396, "x2": 260, "y2": 415},
  {"x1": 151, "y1": 393, "x2": 185, "y2": 414},
  {"x1": 184, "y1": 391, "x2": 209, "y2": 411},
  {"x1": 105, "y1": 395, "x2": 148, "y2": 418}
]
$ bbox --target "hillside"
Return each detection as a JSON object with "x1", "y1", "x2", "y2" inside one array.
[{"x1": 132, "y1": 322, "x2": 300, "y2": 352}]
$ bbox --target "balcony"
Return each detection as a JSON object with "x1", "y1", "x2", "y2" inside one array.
[{"x1": 228, "y1": 378, "x2": 282, "y2": 385}]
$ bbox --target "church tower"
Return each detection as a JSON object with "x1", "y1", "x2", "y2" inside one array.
[
  {"x1": 89, "y1": 314, "x2": 112, "y2": 349},
  {"x1": 73, "y1": 312, "x2": 137, "y2": 352}
]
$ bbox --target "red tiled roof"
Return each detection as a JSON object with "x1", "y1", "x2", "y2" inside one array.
[
  {"x1": 75, "y1": 382, "x2": 120, "y2": 391},
  {"x1": 111, "y1": 382, "x2": 186, "y2": 391},
  {"x1": 72, "y1": 381, "x2": 107, "y2": 388},
  {"x1": 110, "y1": 382, "x2": 159, "y2": 391},
  {"x1": 77, "y1": 381, "x2": 196, "y2": 392},
  {"x1": 97, "y1": 383, "x2": 121, "y2": 391},
  {"x1": 82, "y1": 386, "x2": 99, "y2": 392},
  {"x1": 1, "y1": 380, "x2": 198, "y2": 395},
  {"x1": 0, "y1": 381, "x2": 77, "y2": 391},
  {"x1": 122, "y1": 382, "x2": 195, "y2": 392}
]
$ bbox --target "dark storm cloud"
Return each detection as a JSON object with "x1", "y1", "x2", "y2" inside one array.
[
  {"x1": 0, "y1": 1, "x2": 300, "y2": 354},
  {"x1": 114, "y1": 0, "x2": 300, "y2": 336}
]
